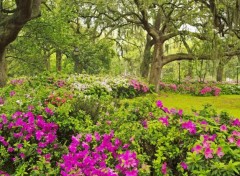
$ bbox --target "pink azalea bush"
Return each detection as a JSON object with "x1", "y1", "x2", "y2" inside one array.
[
  {"x1": 0, "y1": 112, "x2": 60, "y2": 175},
  {"x1": 0, "y1": 74, "x2": 239, "y2": 176},
  {"x1": 130, "y1": 79, "x2": 149, "y2": 93},
  {"x1": 159, "y1": 81, "x2": 222, "y2": 96},
  {"x1": 60, "y1": 131, "x2": 139, "y2": 176}
]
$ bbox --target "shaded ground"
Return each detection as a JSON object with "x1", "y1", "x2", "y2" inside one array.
[{"x1": 149, "y1": 93, "x2": 240, "y2": 117}]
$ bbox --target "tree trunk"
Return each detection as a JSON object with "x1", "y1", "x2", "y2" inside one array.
[
  {"x1": 56, "y1": 50, "x2": 62, "y2": 72},
  {"x1": 149, "y1": 41, "x2": 164, "y2": 92},
  {"x1": 140, "y1": 34, "x2": 152, "y2": 78},
  {"x1": 187, "y1": 60, "x2": 193, "y2": 78},
  {"x1": 0, "y1": 48, "x2": 7, "y2": 87},
  {"x1": 44, "y1": 51, "x2": 50, "y2": 71},
  {"x1": 216, "y1": 61, "x2": 224, "y2": 82},
  {"x1": 74, "y1": 59, "x2": 83, "y2": 74},
  {"x1": 0, "y1": 0, "x2": 42, "y2": 86}
]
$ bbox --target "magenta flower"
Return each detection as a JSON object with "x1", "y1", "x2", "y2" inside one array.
[
  {"x1": 115, "y1": 138, "x2": 122, "y2": 146},
  {"x1": 117, "y1": 150, "x2": 138, "y2": 168},
  {"x1": 156, "y1": 100, "x2": 163, "y2": 108},
  {"x1": 125, "y1": 170, "x2": 138, "y2": 176},
  {"x1": 200, "y1": 86, "x2": 212, "y2": 95},
  {"x1": 232, "y1": 131, "x2": 240, "y2": 137},
  {"x1": 0, "y1": 97, "x2": 4, "y2": 105},
  {"x1": 182, "y1": 121, "x2": 196, "y2": 134},
  {"x1": 208, "y1": 134, "x2": 217, "y2": 141},
  {"x1": 178, "y1": 109, "x2": 183, "y2": 116},
  {"x1": 169, "y1": 84, "x2": 177, "y2": 91},
  {"x1": 204, "y1": 147, "x2": 213, "y2": 159},
  {"x1": 123, "y1": 144, "x2": 130, "y2": 149},
  {"x1": 216, "y1": 147, "x2": 224, "y2": 158},
  {"x1": 28, "y1": 105, "x2": 34, "y2": 111},
  {"x1": 170, "y1": 108, "x2": 177, "y2": 114},
  {"x1": 142, "y1": 120, "x2": 148, "y2": 129},
  {"x1": 0, "y1": 114, "x2": 8, "y2": 124},
  {"x1": 85, "y1": 134, "x2": 92, "y2": 142},
  {"x1": 237, "y1": 139, "x2": 240, "y2": 148},
  {"x1": 17, "y1": 143, "x2": 23, "y2": 149},
  {"x1": 7, "y1": 147, "x2": 14, "y2": 152},
  {"x1": 180, "y1": 162, "x2": 188, "y2": 170},
  {"x1": 19, "y1": 153, "x2": 25, "y2": 159},
  {"x1": 0, "y1": 170, "x2": 10, "y2": 176},
  {"x1": 200, "y1": 120, "x2": 208, "y2": 125},
  {"x1": 228, "y1": 136, "x2": 235, "y2": 143},
  {"x1": 162, "y1": 107, "x2": 170, "y2": 114},
  {"x1": 94, "y1": 132, "x2": 101, "y2": 141},
  {"x1": 10, "y1": 91, "x2": 16, "y2": 97},
  {"x1": 44, "y1": 107, "x2": 54, "y2": 116},
  {"x1": 35, "y1": 130, "x2": 44, "y2": 141},
  {"x1": 44, "y1": 154, "x2": 51, "y2": 162},
  {"x1": 232, "y1": 118, "x2": 240, "y2": 127},
  {"x1": 203, "y1": 141, "x2": 210, "y2": 148},
  {"x1": 37, "y1": 148, "x2": 42, "y2": 154},
  {"x1": 192, "y1": 145, "x2": 202, "y2": 154},
  {"x1": 161, "y1": 162, "x2": 167, "y2": 175},
  {"x1": 220, "y1": 125, "x2": 227, "y2": 131},
  {"x1": 158, "y1": 116, "x2": 169, "y2": 126}
]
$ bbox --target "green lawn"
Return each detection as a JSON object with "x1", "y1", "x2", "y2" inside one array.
[{"x1": 148, "y1": 93, "x2": 240, "y2": 117}]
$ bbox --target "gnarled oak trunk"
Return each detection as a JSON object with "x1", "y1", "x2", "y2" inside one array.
[
  {"x1": 56, "y1": 50, "x2": 62, "y2": 72},
  {"x1": 0, "y1": 0, "x2": 42, "y2": 86},
  {"x1": 216, "y1": 61, "x2": 224, "y2": 82},
  {"x1": 0, "y1": 48, "x2": 7, "y2": 87},
  {"x1": 149, "y1": 41, "x2": 164, "y2": 92},
  {"x1": 140, "y1": 34, "x2": 152, "y2": 78}
]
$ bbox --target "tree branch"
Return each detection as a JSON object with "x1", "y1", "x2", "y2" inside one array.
[
  {"x1": 162, "y1": 53, "x2": 209, "y2": 65},
  {"x1": 0, "y1": 0, "x2": 42, "y2": 49}
]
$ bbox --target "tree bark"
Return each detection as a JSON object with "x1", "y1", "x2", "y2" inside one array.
[
  {"x1": 0, "y1": 0, "x2": 42, "y2": 86},
  {"x1": 187, "y1": 60, "x2": 193, "y2": 78},
  {"x1": 44, "y1": 51, "x2": 50, "y2": 71},
  {"x1": 56, "y1": 50, "x2": 62, "y2": 72},
  {"x1": 149, "y1": 41, "x2": 164, "y2": 92},
  {"x1": 140, "y1": 34, "x2": 153, "y2": 78},
  {"x1": 74, "y1": 59, "x2": 83, "y2": 74},
  {"x1": 0, "y1": 48, "x2": 7, "y2": 87},
  {"x1": 216, "y1": 61, "x2": 224, "y2": 82}
]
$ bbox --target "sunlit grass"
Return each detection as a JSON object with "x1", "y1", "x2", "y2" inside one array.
[{"x1": 145, "y1": 93, "x2": 240, "y2": 117}]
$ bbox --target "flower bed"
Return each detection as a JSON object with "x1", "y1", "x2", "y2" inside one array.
[{"x1": 0, "y1": 74, "x2": 239, "y2": 175}]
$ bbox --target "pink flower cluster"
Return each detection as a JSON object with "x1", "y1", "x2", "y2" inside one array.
[
  {"x1": 169, "y1": 84, "x2": 177, "y2": 91},
  {"x1": 0, "y1": 97, "x2": 4, "y2": 105},
  {"x1": 0, "y1": 170, "x2": 9, "y2": 176},
  {"x1": 228, "y1": 130, "x2": 240, "y2": 147},
  {"x1": 159, "y1": 82, "x2": 178, "y2": 91},
  {"x1": 161, "y1": 161, "x2": 188, "y2": 175},
  {"x1": 10, "y1": 79, "x2": 25, "y2": 86},
  {"x1": 0, "y1": 112, "x2": 58, "y2": 160},
  {"x1": 200, "y1": 86, "x2": 212, "y2": 95},
  {"x1": 156, "y1": 100, "x2": 183, "y2": 117},
  {"x1": 200, "y1": 86, "x2": 221, "y2": 96},
  {"x1": 60, "y1": 131, "x2": 139, "y2": 176},
  {"x1": 213, "y1": 87, "x2": 221, "y2": 96},
  {"x1": 182, "y1": 121, "x2": 197, "y2": 134},
  {"x1": 232, "y1": 118, "x2": 240, "y2": 127},
  {"x1": 158, "y1": 116, "x2": 169, "y2": 126},
  {"x1": 130, "y1": 79, "x2": 149, "y2": 93},
  {"x1": 55, "y1": 80, "x2": 66, "y2": 88},
  {"x1": 159, "y1": 81, "x2": 222, "y2": 96},
  {"x1": 192, "y1": 134, "x2": 225, "y2": 159}
]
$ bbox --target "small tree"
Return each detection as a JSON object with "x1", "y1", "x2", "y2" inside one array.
[{"x1": 0, "y1": 0, "x2": 42, "y2": 87}]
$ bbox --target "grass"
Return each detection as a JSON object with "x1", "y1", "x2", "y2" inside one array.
[{"x1": 145, "y1": 92, "x2": 240, "y2": 117}]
